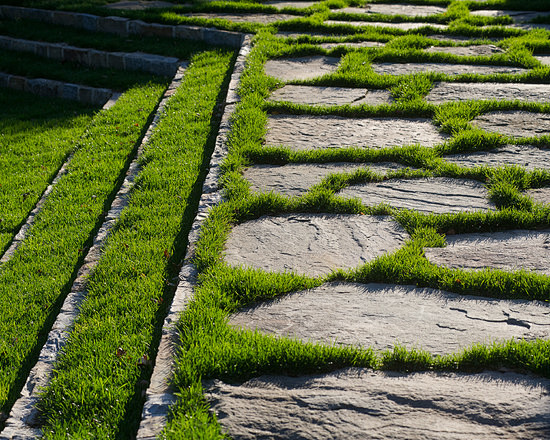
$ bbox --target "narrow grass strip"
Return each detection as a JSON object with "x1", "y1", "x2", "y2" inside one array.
[
  {"x1": 0, "y1": 80, "x2": 167, "y2": 421},
  {"x1": 38, "y1": 48, "x2": 234, "y2": 439}
]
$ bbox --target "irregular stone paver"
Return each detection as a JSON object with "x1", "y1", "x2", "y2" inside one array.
[
  {"x1": 528, "y1": 187, "x2": 550, "y2": 205},
  {"x1": 319, "y1": 41, "x2": 385, "y2": 50},
  {"x1": 265, "y1": 0, "x2": 317, "y2": 9},
  {"x1": 264, "y1": 56, "x2": 340, "y2": 81},
  {"x1": 425, "y1": 229, "x2": 550, "y2": 275},
  {"x1": 266, "y1": 115, "x2": 448, "y2": 151},
  {"x1": 205, "y1": 369, "x2": 550, "y2": 440},
  {"x1": 325, "y1": 20, "x2": 447, "y2": 30},
  {"x1": 426, "y1": 44, "x2": 504, "y2": 56},
  {"x1": 105, "y1": 0, "x2": 175, "y2": 9},
  {"x1": 471, "y1": 111, "x2": 550, "y2": 139},
  {"x1": 244, "y1": 162, "x2": 405, "y2": 197},
  {"x1": 268, "y1": 85, "x2": 392, "y2": 106},
  {"x1": 445, "y1": 145, "x2": 550, "y2": 171},
  {"x1": 514, "y1": 23, "x2": 550, "y2": 31},
  {"x1": 426, "y1": 82, "x2": 550, "y2": 104},
  {"x1": 536, "y1": 55, "x2": 550, "y2": 65},
  {"x1": 471, "y1": 9, "x2": 550, "y2": 22},
  {"x1": 276, "y1": 31, "x2": 348, "y2": 38},
  {"x1": 230, "y1": 283, "x2": 550, "y2": 354},
  {"x1": 338, "y1": 177, "x2": 493, "y2": 214},
  {"x1": 224, "y1": 214, "x2": 409, "y2": 277},
  {"x1": 341, "y1": 4, "x2": 446, "y2": 17},
  {"x1": 372, "y1": 62, "x2": 528, "y2": 76},
  {"x1": 183, "y1": 13, "x2": 297, "y2": 24}
]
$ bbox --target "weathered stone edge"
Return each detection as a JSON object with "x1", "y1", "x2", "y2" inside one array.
[
  {"x1": 0, "y1": 5, "x2": 243, "y2": 48},
  {"x1": 0, "y1": 63, "x2": 189, "y2": 440},
  {"x1": 135, "y1": 35, "x2": 252, "y2": 440},
  {"x1": 0, "y1": 35, "x2": 180, "y2": 76}
]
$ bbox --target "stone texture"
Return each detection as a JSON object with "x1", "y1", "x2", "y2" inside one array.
[
  {"x1": 264, "y1": 56, "x2": 340, "y2": 81},
  {"x1": 426, "y1": 44, "x2": 504, "y2": 57},
  {"x1": 265, "y1": 115, "x2": 448, "y2": 151},
  {"x1": 318, "y1": 40, "x2": 384, "y2": 50},
  {"x1": 230, "y1": 282, "x2": 550, "y2": 355},
  {"x1": 265, "y1": 1, "x2": 317, "y2": 9},
  {"x1": 338, "y1": 177, "x2": 494, "y2": 214},
  {"x1": 104, "y1": 0, "x2": 175, "y2": 9},
  {"x1": 183, "y1": 12, "x2": 297, "y2": 24},
  {"x1": 426, "y1": 82, "x2": 550, "y2": 104},
  {"x1": 445, "y1": 145, "x2": 550, "y2": 170},
  {"x1": 224, "y1": 214, "x2": 409, "y2": 277},
  {"x1": 528, "y1": 187, "x2": 550, "y2": 205},
  {"x1": 371, "y1": 62, "x2": 528, "y2": 76},
  {"x1": 471, "y1": 111, "x2": 550, "y2": 139},
  {"x1": 535, "y1": 55, "x2": 550, "y2": 65},
  {"x1": 205, "y1": 369, "x2": 550, "y2": 440},
  {"x1": 470, "y1": 9, "x2": 550, "y2": 23},
  {"x1": 341, "y1": 4, "x2": 446, "y2": 17},
  {"x1": 268, "y1": 85, "x2": 392, "y2": 106},
  {"x1": 244, "y1": 162, "x2": 405, "y2": 197},
  {"x1": 425, "y1": 229, "x2": 550, "y2": 275},
  {"x1": 325, "y1": 20, "x2": 447, "y2": 30}
]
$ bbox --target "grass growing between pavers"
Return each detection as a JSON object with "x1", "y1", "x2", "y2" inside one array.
[
  {"x1": 37, "y1": 48, "x2": 234, "y2": 439},
  {"x1": 0, "y1": 88, "x2": 96, "y2": 255},
  {"x1": 0, "y1": 79, "x2": 168, "y2": 421}
]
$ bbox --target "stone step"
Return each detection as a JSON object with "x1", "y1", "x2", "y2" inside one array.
[
  {"x1": 183, "y1": 12, "x2": 298, "y2": 24},
  {"x1": 445, "y1": 145, "x2": 550, "y2": 170},
  {"x1": 264, "y1": 55, "x2": 340, "y2": 81},
  {"x1": 372, "y1": 62, "x2": 528, "y2": 76},
  {"x1": 326, "y1": 20, "x2": 447, "y2": 31},
  {"x1": 340, "y1": 4, "x2": 446, "y2": 17},
  {"x1": 471, "y1": 110, "x2": 550, "y2": 139},
  {"x1": 427, "y1": 82, "x2": 550, "y2": 104},
  {"x1": 425, "y1": 44, "x2": 504, "y2": 57},
  {"x1": 268, "y1": 85, "x2": 392, "y2": 106},
  {"x1": 471, "y1": 9, "x2": 550, "y2": 23}
]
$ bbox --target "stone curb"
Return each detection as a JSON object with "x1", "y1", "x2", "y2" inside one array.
[
  {"x1": 135, "y1": 34, "x2": 252, "y2": 439},
  {"x1": 0, "y1": 35, "x2": 180, "y2": 76},
  {"x1": 0, "y1": 5, "x2": 244, "y2": 48},
  {"x1": 0, "y1": 71, "x2": 113, "y2": 105},
  {"x1": 0, "y1": 63, "x2": 188, "y2": 440}
]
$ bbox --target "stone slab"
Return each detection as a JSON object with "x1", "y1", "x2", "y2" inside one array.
[
  {"x1": 372, "y1": 62, "x2": 528, "y2": 76},
  {"x1": 104, "y1": 0, "x2": 174, "y2": 9},
  {"x1": 471, "y1": 111, "x2": 550, "y2": 139},
  {"x1": 425, "y1": 229, "x2": 550, "y2": 275},
  {"x1": 338, "y1": 177, "x2": 494, "y2": 214},
  {"x1": 318, "y1": 40, "x2": 384, "y2": 50},
  {"x1": 264, "y1": 56, "x2": 340, "y2": 81},
  {"x1": 205, "y1": 369, "x2": 550, "y2": 440},
  {"x1": 426, "y1": 82, "x2": 550, "y2": 104},
  {"x1": 268, "y1": 85, "x2": 392, "y2": 106},
  {"x1": 326, "y1": 20, "x2": 447, "y2": 30},
  {"x1": 471, "y1": 9, "x2": 550, "y2": 23},
  {"x1": 183, "y1": 13, "x2": 297, "y2": 24},
  {"x1": 224, "y1": 214, "x2": 409, "y2": 277},
  {"x1": 264, "y1": 1, "x2": 317, "y2": 9},
  {"x1": 243, "y1": 162, "x2": 405, "y2": 197},
  {"x1": 426, "y1": 44, "x2": 504, "y2": 56},
  {"x1": 265, "y1": 115, "x2": 448, "y2": 151},
  {"x1": 230, "y1": 282, "x2": 550, "y2": 355},
  {"x1": 528, "y1": 187, "x2": 550, "y2": 205},
  {"x1": 535, "y1": 55, "x2": 550, "y2": 66},
  {"x1": 445, "y1": 145, "x2": 550, "y2": 171},
  {"x1": 341, "y1": 4, "x2": 446, "y2": 17}
]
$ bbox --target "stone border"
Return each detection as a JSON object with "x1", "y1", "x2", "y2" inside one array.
[
  {"x1": 0, "y1": 63, "x2": 188, "y2": 439},
  {"x1": 135, "y1": 35, "x2": 251, "y2": 440},
  {"x1": 0, "y1": 72, "x2": 114, "y2": 105},
  {"x1": 0, "y1": 5, "x2": 243, "y2": 48},
  {"x1": 0, "y1": 35, "x2": 180, "y2": 76}
]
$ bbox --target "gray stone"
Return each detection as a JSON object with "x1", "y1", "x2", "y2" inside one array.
[
  {"x1": 341, "y1": 4, "x2": 446, "y2": 17},
  {"x1": 318, "y1": 40, "x2": 384, "y2": 50},
  {"x1": 471, "y1": 111, "x2": 550, "y2": 139},
  {"x1": 244, "y1": 162, "x2": 405, "y2": 197},
  {"x1": 445, "y1": 145, "x2": 550, "y2": 171},
  {"x1": 425, "y1": 229, "x2": 550, "y2": 275},
  {"x1": 528, "y1": 187, "x2": 550, "y2": 205},
  {"x1": 471, "y1": 9, "x2": 550, "y2": 23},
  {"x1": 325, "y1": 20, "x2": 447, "y2": 30},
  {"x1": 338, "y1": 177, "x2": 494, "y2": 214},
  {"x1": 183, "y1": 13, "x2": 297, "y2": 24},
  {"x1": 535, "y1": 55, "x2": 550, "y2": 65},
  {"x1": 97, "y1": 16, "x2": 129, "y2": 36},
  {"x1": 264, "y1": 1, "x2": 317, "y2": 9},
  {"x1": 265, "y1": 115, "x2": 448, "y2": 151},
  {"x1": 230, "y1": 282, "x2": 550, "y2": 355},
  {"x1": 104, "y1": 0, "x2": 175, "y2": 9},
  {"x1": 371, "y1": 62, "x2": 528, "y2": 76},
  {"x1": 264, "y1": 56, "x2": 340, "y2": 81},
  {"x1": 426, "y1": 44, "x2": 504, "y2": 57},
  {"x1": 224, "y1": 214, "x2": 409, "y2": 277},
  {"x1": 513, "y1": 23, "x2": 550, "y2": 31},
  {"x1": 426, "y1": 82, "x2": 550, "y2": 104},
  {"x1": 268, "y1": 85, "x2": 392, "y2": 106},
  {"x1": 205, "y1": 369, "x2": 550, "y2": 440}
]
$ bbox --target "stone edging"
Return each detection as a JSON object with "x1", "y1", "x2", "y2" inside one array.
[
  {"x1": 135, "y1": 34, "x2": 252, "y2": 439},
  {"x1": 0, "y1": 5, "x2": 243, "y2": 48},
  {"x1": 0, "y1": 35, "x2": 180, "y2": 76},
  {"x1": 0, "y1": 63, "x2": 188, "y2": 439},
  {"x1": 0, "y1": 71, "x2": 114, "y2": 105}
]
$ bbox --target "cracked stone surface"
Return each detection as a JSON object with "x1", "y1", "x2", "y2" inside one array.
[
  {"x1": 445, "y1": 145, "x2": 550, "y2": 170},
  {"x1": 318, "y1": 40, "x2": 385, "y2": 50},
  {"x1": 325, "y1": 20, "x2": 447, "y2": 30},
  {"x1": 535, "y1": 55, "x2": 550, "y2": 66},
  {"x1": 268, "y1": 85, "x2": 392, "y2": 106},
  {"x1": 528, "y1": 187, "x2": 550, "y2": 205},
  {"x1": 471, "y1": 111, "x2": 550, "y2": 139},
  {"x1": 425, "y1": 229, "x2": 550, "y2": 275},
  {"x1": 371, "y1": 62, "x2": 528, "y2": 76},
  {"x1": 264, "y1": 56, "x2": 340, "y2": 81},
  {"x1": 205, "y1": 368, "x2": 550, "y2": 440},
  {"x1": 338, "y1": 177, "x2": 494, "y2": 214},
  {"x1": 427, "y1": 82, "x2": 550, "y2": 103},
  {"x1": 264, "y1": 1, "x2": 317, "y2": 9},
  {"x1": 224, "y1": 214, "x2": 409, "y2": 277},
  {"x1": 230, "y1": 282, "x2": 550, "y2": 355},
  {"x1": 183, "y1": 13, "x2": 297, "y2": 24},
  {"x1": 266, "y1": 115, "x2": 448, "y2": 151},
  {"x1": 243, "y1": 162, "x2": 405, "y2": 197},
  {"x1": 426, "y1": 44, "x2": 504, "y2": 56},
  {"x1": 341, "y1": 4, "x2": 446, "y2": 17},
  {"x1": 470, "y1": 9, "x2": 550, "y2": 22}
]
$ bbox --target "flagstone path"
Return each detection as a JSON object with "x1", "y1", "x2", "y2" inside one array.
[
  {"x1": 371, "y1": 62, "x2": 528, "y2": 76},
  {"x1": 268, "y1": 85, "x2": 392, "y2": 106},
  {"x1": 445, "y1": 145, "x2": 550, "y2": 170},
  {"x1": 471, "y1": 110, "x2": 550, "y2": 138},
  {"x1": 426, "y1": 82, "x2": 550, "y2": 103}
]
